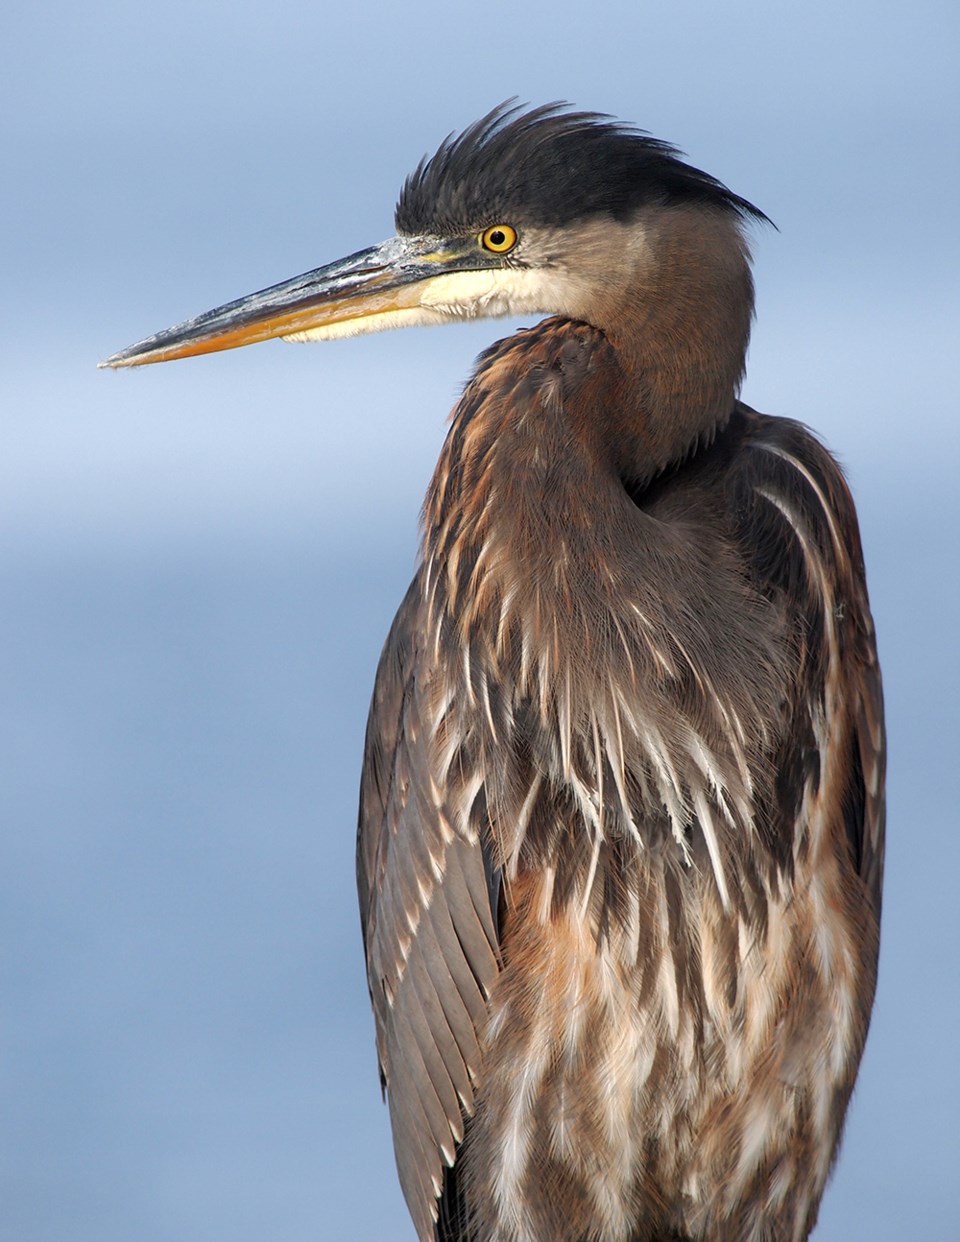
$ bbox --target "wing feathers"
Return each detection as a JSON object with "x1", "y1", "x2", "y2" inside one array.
[{"x1": 358, "y1": 576, "x2": 501, "y2": 1240}]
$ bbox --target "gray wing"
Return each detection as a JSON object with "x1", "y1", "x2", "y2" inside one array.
[
  {"x1": 736, "y1": 408, "x2": 886, "y2": 911},
  {"x1": 357, "y1": 574, "x2": 501, "y2": 1241}
]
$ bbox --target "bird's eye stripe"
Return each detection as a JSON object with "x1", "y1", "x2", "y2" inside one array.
[{"x1": 480, "y1": 224, "x2": 518, "y2": 253}]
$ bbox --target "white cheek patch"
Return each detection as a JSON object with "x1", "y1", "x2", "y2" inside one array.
[
  {"x1": 282, "y1": 306, "x2": 451, "y2": 342},
  {"x1": 417, "y1": 267, "x2": 568, "y2": 319}
]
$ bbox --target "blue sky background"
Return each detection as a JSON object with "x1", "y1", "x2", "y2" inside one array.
[{"x1": 2, "y1": 1, "x2": 958, "y2": 1238}]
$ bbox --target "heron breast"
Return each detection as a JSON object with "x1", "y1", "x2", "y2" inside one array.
[{"x1": 472, "y1": 867, "x2": 703, "y2": 1241}]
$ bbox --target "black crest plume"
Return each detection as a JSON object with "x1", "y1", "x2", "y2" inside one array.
[{"x1": 395, "y1": 101, "x2": 771, "y2": 235}]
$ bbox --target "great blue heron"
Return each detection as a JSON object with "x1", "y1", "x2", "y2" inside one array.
[{"x1": 103, "y1": 104, "x2": 884, "y2": 1242}]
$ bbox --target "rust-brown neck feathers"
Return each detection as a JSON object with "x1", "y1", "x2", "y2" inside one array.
[
  {"x1": 424, "y1": 201, "x2": 756, "y2": 553},
  {"x1": 423, "y1": 200, "x2": 757, "y2": 574}
]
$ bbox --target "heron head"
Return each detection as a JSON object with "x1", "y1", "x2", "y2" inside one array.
[{"x1": 100, "y1": 103, "x2": 769, "y2": 369}]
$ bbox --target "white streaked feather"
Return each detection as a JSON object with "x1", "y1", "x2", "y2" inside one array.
[
  {"x1": 756, "y1": 441, "x2": 844, "y2": 556},
  {"x1": 692, "y1": 787, "x2": 731, "y2": 911},
  {"x1": 504, "y1": 771, "x2": 544, "y2": 881},
  {"x1": 578, "y1": 835, "x2": 602, "y2": 921}
]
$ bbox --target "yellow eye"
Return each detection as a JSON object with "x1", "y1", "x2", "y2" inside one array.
[{"x1": 479, "y1": 224, "x2": 518, "y2": 254}]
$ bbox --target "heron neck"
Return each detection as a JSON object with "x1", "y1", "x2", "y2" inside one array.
[
  {"x1": 588, "y1": 207, "x2": 756, "y2": 484},
  {"x1": 423, "y1": 212, "x2": 756, "y2": 613}
]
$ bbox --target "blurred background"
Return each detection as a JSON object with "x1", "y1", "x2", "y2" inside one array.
[{"x1": 2, "y1": 1, "x2": 958, "y2": 1238}]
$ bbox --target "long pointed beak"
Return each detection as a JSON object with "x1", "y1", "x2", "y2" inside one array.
[{"x1": 99, "y1": 236, "x2": 480, "y2": 369}]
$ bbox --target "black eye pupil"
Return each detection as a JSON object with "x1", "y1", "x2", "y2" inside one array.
[{"x1": 489, "y1": 230, "x2": 505, "y2": 246}]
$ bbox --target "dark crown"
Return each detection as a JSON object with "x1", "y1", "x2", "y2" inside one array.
[{"x1": 395, "y1": 102, "x2": 769, "y2": 237}]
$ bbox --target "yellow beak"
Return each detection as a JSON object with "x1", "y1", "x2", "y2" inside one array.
[{"x1": 100, "y1": 235, "x2": 486, "y2": 368}]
